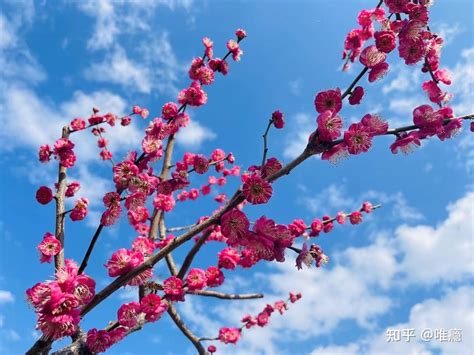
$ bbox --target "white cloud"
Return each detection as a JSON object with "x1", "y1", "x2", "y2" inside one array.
[
  {"x1": 366, "y1": 286, "x2": 474, "y2": 355},
  {"x1": 0, "y1": 85, "x2": 142, "y2": 163},
  {"x1": 283, "y1": 113, "x2": 313, "y2": 159},
  {"x1": 301, "y1": 184, "x2": 423, "y2": 222},
  {"x1": 84, "y1": 46, "x2": 152, "y2": 93},
  {"x1": 382, "y1": 66, "x2": 421, "y2": 95},
  {"x1": 449, "y1": 47, "x2": 474, "y2": 116},
  {"x1": 76, "y1": 0, "x2": 193, "y2": 51},
  {"x1": 396, "y1": 191, "x2": 474, "y2": 285},
  {"x1": 289, "y1": 79, "x2": 302, "y2": 95},
  {"x1": 176, "y1": 119, "x2": 216, "y2": 149},
  {"x1": 436, "y1": 22, "x2": 462, "y2": 46},
  {"x1": 311, "y1": 343, "x2": 359, "y2": 355},
  {"x1": 0, "y1": 290, "x2": 14, "y2": 304},
  {"x1": 1, "y1": 329, "x2": 20, "y2": 341}
]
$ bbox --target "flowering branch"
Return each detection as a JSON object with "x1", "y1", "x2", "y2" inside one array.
[{"x1": 54, "y1": 125, "x2": 70, "y2": 273}]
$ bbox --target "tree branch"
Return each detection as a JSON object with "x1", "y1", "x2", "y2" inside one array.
[
  {"x1": 187, "y1": 290, "x2": 264, "y2": 300},
  {"x1": 167, "y1": 304, "x2": 207, "y2": 355},
  {"x1": 54, "y1": 125, "x2": 70, "y2": 273}
]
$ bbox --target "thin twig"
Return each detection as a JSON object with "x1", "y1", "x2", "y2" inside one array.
[
  {"x1": 167, "y1": 304, "x2": 207, "y2": 355},
  {"x1": 177, "y1": 231, "x2": 212, "y2": 279},
  {"x1": 261, "y1": 119, "x2": 273, "y2": 168},
  {"x1": 187, "y1": 290, "x2": 264, "y2": 300}
]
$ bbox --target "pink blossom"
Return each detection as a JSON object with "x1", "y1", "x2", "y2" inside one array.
[
  {"x1": 36, "y1": 186, "x2": 54, "y2": 205},
  {"x1": 153, "y1": 193, "x2": 175, "y2": 212},
  {"x1": 70, "y1": 118, "x2": 86, "y2": 131},
  {"x1": 241, "y1": 314, "x2": 257, "y2": 329},
  {"x1": 422, "y1": 80, "x2": 451, "y2": 105},
  {"x1": 121, "y1": 116, "x2": 131, "y2": 126},
  {"x1": 39, "y1": 144, "x2": 51, "y2": 163},
  {"x1": 239, "y1": 248, "x2": 260, "y2": 268},
  {"x1": 65, "y1": 182, "x2": 80, "y2": 197},
  {"x1": 140, "y1": 294, "x2": 167, "y2": 322},
  {"x1": 362, "y1": 201, "x2": 373, "y2": 213},
  {"x1": 193, "y1": 154, "x2": 210, "y2": 174},
  {"x1": 390, "y1": 131, "x2": 421, "y2": 154},
  {"x1": 321, "y1": 143, "x2": 349, "y2": 164},
  {"x1": 314, "y1": 89, "x2": 342, "y2": 114},
  {"x1": 218, "y1": 327, "x2": 241, "y2": 344},
  {"x1": 226, "y1": 40, "x2": 243, "y2": 61},
  {"x1": 317, "y1": 111, "x2": 343, "y2": 142},
  {"x1": 361, "y1": 113, "x2": 388, "y2": 135},
  {"x1": 336, "y1": 212, "x2": 346, "y2": 224},
  {"x1": 374, "y1": 30, "x2": 396, "y2": 53},
  {"x1": 357, "y1": 9, "x2": 373, "y2": 27},
  {"x1": 322, "y1": 216, "x2": 334, "y2": 233},
  {"x1": 186, "y1": 268, "x2": 207, "y2": 291},
  {"x1": 413, "y1": 104, "x2": 443, "y2": 130},
  {"x1": 438, "y1": 118, "x2": 463, "y2": 141},
  {"x1": 384, "y1": 0, "x2": 409, "y2": 13},
  {"x1": 209, "y1": 58, "x2": 229, "y2": 75},
  {"x1": 348, "y1": 86, "x2": 364, "y2": 105},
  {"x1": 162, "y1": 102, "x2": 178, "y2": 120},
  {"x1": 71, "y1": 275, "x2": 95, "y2": 305},
  {"x1": 235, "y1": 28, "x2": 247, "y2": 40},
  {"x1": 105, "y1": 248, "x2": 144, "y2": 277},
  {"x1": 197, "y1": 66, "x2": 215, "y2": 85},
  {"x1": 218, "y1": 247, "x2": 240, "y2": 270},
  {"x1": 163, "y1": 276, "x2": 185, "y2": 302},
  {"x1": 201, "y1": 185, "x2": 211, "y2": 195},
  {"x1": 256, "y1": 311, "x2": 270, "y2": 327},
  {"x1": 344, "y1": 123, "x2": 373, "y2": 154},
  {"x1": 272, "y1": 110, "x2": 285, "y2": 129},
  {"x1": 368, "y1": 61, "x2": 390, "y2": 82},
  {"x1": 118, "y1": 301, "x2": 141, "y2": 327},
  {"x1": 70, "y1": 197, "x2": 89, "y2": 221},
  {"x1": 53, "y1": 138, "x2": 76, "y2": 168},
  {"x1": 206, "y1": 266, "x2": 225, "y2": 287},
  {"x1": 262, "y1": 157, "x2": 282, "y2": 178},
  {"x1": 289, "y1": 292, "x2": 302, "y2": 303},
  {"x1": 274, "y1": 300, "x2": 288, "y2": 315},
  {"x1": 434, "y1": 69, "x2": 452, "y2": 85},
  {"x1": 132, "y1": 236, "x2": 155, "y2": 256},
  {"x1": 203, "y1": 37, "x2": 214, "y2": 59},
  {"x1": 100, "y1": 150, "x2": 113, "y2": 160},
  {"x1": 360, "y1": 45, "x2": 386, "y2": 68},
  {"x1": 37, "y1": 311, "x2": 80, "y2": 340},
  {"x1": 113, "y1": 161, "x2": 139, "y2": 189},
  {"x1": 288, "y1": 219, "x2": 306, "y2": 237},
  {"x1": 178, "y1": 81, "x2": 208, "y2": 107},
  {"x1": 221, "y1": 208, "x2": 249, "y2": 246},
  {"x1": 86, "y1": 328, "x2": 112, "y2": 353},
  {"x1": 399, "y1": 37, "x2": 426, "y2": 65},
  {"x1": 97, "y1": 137, "x2": 108, "y2": 148},
  {"x1": 189, "y1": 57, "x2": 204, "y2": 80},
  {"x1": 188, "y1": 188, "x2": 200, "y2": 200},
  {"x1": 349, "y1": 211, "x2": 363, "y2": 224},
  {"x1": 37, "y1": 233, "x2": 61, "y2": 263},
  {"x1": 243, "y1": 175, "x2": 272, "y2": 205},
  {"x1": 310, "y1": 219, "x2": 323, "y2": 237}
]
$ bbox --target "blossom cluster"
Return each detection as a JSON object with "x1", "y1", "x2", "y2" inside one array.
[
  {"x1": 86, "y1": 293, "x2": 167, "y2": 353},
  {"x1": 26, "y1": 260, "x2": 95, "y2": 340},
  {"x1": 206, "y1": 292, "x2": 302, "y2": 351}
]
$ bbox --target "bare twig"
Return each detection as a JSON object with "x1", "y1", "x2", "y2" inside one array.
[
  {"x1": 187, "y1": 290, "x2": 264, "y2": 300},
  {"x1": 167, "y1": 304, "x2": 207, "y2": 355},
  {"x1": 54, "y1": 125, "x2": 70, "y2": 273},
  {"x1": 177, "y1": 231, "x2": 212, "y2": 279}
]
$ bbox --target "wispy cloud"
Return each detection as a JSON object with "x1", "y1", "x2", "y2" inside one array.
[
  {"x1": 0, "y1": 290, "x2": 14, "y2": 305},
  {"x1": 176, "y1": 119, "x2": 216, "y2": 150}
]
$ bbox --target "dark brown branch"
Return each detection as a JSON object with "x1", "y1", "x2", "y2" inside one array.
[
  {"x1": 167, "y1": 304, "x2": 207, "y2": 355},
  {"x1": 261, "y1": 119, "x2": 273, "y2": 168},
  {"x1": 177, "y1": 231, "x2": 212, "y2": 279},
  {"x1": 187, "y1": 290, "x2": 264, "y2": 300},
  {"x1": 78, "y1": 224, "x2": 104, "y2": 275}
]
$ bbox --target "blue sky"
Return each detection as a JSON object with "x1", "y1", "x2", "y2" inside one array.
[{"x1": 0, "y1": 0, "x2": 473, "y2": 354}]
